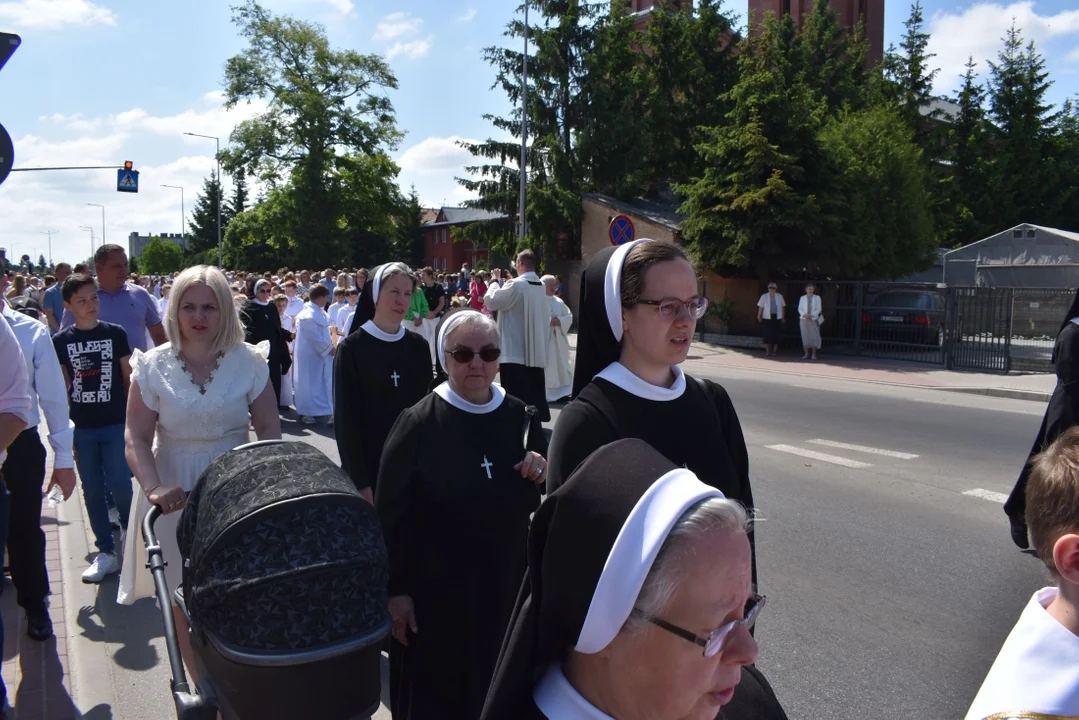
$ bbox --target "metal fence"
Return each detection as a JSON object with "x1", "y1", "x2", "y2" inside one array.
[{"x1": 730, "y1": 281, "x2": 1072, "y2": 373}]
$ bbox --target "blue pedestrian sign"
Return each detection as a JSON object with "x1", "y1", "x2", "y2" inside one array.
[
  {"x1": 609, "y1": 214, "x2": 635, "y2": 246},
  {"x1": 117, "y1": 167, "x2": 139, "y2": 193}
]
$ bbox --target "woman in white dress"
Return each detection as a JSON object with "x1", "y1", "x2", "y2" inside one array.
[
  {"x1": 119, "y1": 266, "x2": 281, "y2": 633},
  {"x1": 798, "y1": 283, "x2": 823, "y2": 361}
]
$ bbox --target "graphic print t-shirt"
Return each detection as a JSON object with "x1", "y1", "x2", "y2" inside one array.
[{"x1": 52, "y1": 321, "x2": 131, "y2": 428}]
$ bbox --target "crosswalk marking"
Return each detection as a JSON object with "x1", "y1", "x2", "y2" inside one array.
[
  {"x1": 807, "y1": 439, "x2": 919, "y2": 460},
  {"x1": 963, "y1": 488, "x2": 1009, "y2": 504},
  {"x1": 766, "y1": 444, "x2": 873, "y2": 469}
]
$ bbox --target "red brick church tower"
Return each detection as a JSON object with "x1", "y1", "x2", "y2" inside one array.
[{"x1": 749, "y1": 0, "x2": 885, "y2": 66}]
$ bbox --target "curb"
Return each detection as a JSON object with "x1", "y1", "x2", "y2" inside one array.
[{"x1": 935, "y1": 386, "x2": 1052, "y2": 403}]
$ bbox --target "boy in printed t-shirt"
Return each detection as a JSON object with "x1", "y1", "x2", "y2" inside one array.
[
  {"x1": 52, "y1": 274, "x2": 135, "y2": 584},
  {"x1": 966, "y1": 425, "x2": 1079, "y2": 719}
]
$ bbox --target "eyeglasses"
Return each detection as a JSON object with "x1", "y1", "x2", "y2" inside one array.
[
  {"x1": 445, "y1": 347, "x2": 501, "y2": 364},
  {"x1": 636, "y1": 296, "x2": 709, "y2": 320},
  {"x1": 634, "y1": 594, "x2": 765, "y2": 658}
]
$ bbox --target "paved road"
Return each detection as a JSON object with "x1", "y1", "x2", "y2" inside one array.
[{"x1": 60, "y1": 357, "x2": 1050, "y2": 719}]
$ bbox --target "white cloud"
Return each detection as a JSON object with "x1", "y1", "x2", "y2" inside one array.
[
  {"x1": 0, "y1": 0, "x2": 116, "y2": 29},
  {"x1": 374, "y1": 11, "x2": 422, "y2": 40},
  {"x1": 1068, "y1": 47, "x2": 1079, "y2": 63},
  {"x1": 1, "y1": 93, "x2": 269, "y2": 265},
  {"x1": 458, "y1": 8, "x2": 477, "y2": 23},
  {"x1": 927, "y1": 2, "x2": 1079, "y2": 93},
  {"x1": 386, "y1": 36, "x2": 433, "y2": 60},
  {"x1": 396, "y1": 136, "x2": 480, "y2": 208}
]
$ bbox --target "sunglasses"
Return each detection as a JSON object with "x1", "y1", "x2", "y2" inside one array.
[
  {"x1": 258, "y1": 289, "x2": 271, "y2": 294},
  {"x1": 445, "y1": 347, "x2": 501, "y2": 364}
]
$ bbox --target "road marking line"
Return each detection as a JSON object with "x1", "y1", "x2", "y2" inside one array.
[
  {"x1": 767, "y1": 444, "x2": 873, "y2": 469},
  {"x1": 963, "y1": 488, "x2": 1009, "y2": 504},
  {"x1": 807, "y1": 439, "x2": 919, "y2": 460}
]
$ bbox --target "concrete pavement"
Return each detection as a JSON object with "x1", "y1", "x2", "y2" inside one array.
[{"x1": 6, "y1": 343, "x2": 1055, "y2": 719}]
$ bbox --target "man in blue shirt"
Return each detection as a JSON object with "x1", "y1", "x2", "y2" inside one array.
[
  {"x1": 42, "y1": 263, "x2": 71, "y2": 334},
  {"x1": 319, "y1": 268, "x2": 337, "y2": 293}
]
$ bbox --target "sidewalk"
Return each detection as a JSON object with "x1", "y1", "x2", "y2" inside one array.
[{"x1": 565, "y1": 332, "x2": 1055, "y2": 402}]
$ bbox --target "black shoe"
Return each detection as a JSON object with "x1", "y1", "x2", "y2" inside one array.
[
  {"x1": 26, "y1": 604, "x2": 53, "y2": 641},
  {"x1": 1009, "y1": 516, "x2": 1030, "y2": 550}
]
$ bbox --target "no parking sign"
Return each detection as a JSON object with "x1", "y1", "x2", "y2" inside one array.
[{"x1": 609, "y1": 215, "x2": 635, "y2": 246}]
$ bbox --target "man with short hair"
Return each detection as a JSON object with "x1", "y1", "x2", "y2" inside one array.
[
  {"x1": 320, "y1": 268, "x2": 337, "y2": 293},
  {"x1": 59, "y1": 245, "x2": 165, "y2": 351},
  {"x1": 2, "y1": 296, "x2": 76, "y2": 640},
  {"x1": 484, "y1": 249, "x2": 551, "y2": 421}
]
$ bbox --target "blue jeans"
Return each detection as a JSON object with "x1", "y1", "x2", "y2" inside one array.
[{"x1": 73, "y1": 424, "x2": 133, "y2": 554}]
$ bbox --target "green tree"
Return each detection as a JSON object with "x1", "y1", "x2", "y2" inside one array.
[
  {"x1": 985, "y1": 23, "x2": 1059, "y2": 228},
  {"x1": 939, "y1": 57, "x2": 994, "y2": 246},
  {"x1": 678, "y1": 13, "x2": 827, "y2": 278},
  {"x1": 227, "y1": 166, "x2": 249, "y2": 223},
  {"x1": 817, "y1": 106, "x2": 936, "y2": 278},
  {"x1": 393, "y1": 186, "x2": 427, "y2": 268},
  {"x1": 221, "y1": 0, "x2": 403, "y2": 266},
  {"x1": 795, "y1": 0, "x2": 869, "y2": 115},
  {"x1": 458, "y1": 0, "x2": 596, "y2": 261},
  {"x1": 38, "y1": 255, "x2": 48, "y2": 273},
  {"x1": 139, "y1": 237, "x2": 185, "y2": 274},
  {"x1": 1047, "y1": 98, "x2": 1079, "y2": 228},
  {"x1": 188, "y1": 170, "x2": 225, "y2": 254},
  {"x1": 883, "y1": 1, "x2": 940, "y2": 148}
]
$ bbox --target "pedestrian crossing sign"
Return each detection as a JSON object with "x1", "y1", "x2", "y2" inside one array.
[{"x1": 117, "y1": 168, "x2": 139, "y2": 193}]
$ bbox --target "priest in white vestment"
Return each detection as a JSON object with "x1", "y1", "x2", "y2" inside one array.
[
  {"x1": 484, "y1": 250, "x2": 551, "y2": 421},
  {"x1": 294, "y1": 285, "x2": 335, "y2": 424},
  {"x1": 541, "y1": 275, "x2": 573, "y2": 402}
]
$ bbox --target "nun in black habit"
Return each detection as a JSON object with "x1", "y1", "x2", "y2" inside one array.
[
  {"x1": 376, "y1": 309, "x2": 547, "y2": 720},
  {"x1": 547, "y1": 239, "x2": 754, "y2": 561},
  {"x1": 1005, "y1": 289, "x2": 1079, "y2": 548},
  {"x1": 480, "y1": 439, "x2": 787, "y2": 720},
  {"x1": 333, "y1": 263, "x2": 431, "y2": 502},
  {"x1": 240, "y1": 279, "x2": 290, "y2": 406}
]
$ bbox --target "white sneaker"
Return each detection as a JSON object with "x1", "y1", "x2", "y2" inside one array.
[
  {"x1": 300, "y1": 415, "x2": 316, "y2": 425},
  {"x1": 108, "y1": 507, "x2": 121, "y2": 529},
  {"x1": 82, "y1": 552, "x2": 120, "y2": 583},
  {"x1": 326, "y1": 416, "x2": 334, "y2": 426}
]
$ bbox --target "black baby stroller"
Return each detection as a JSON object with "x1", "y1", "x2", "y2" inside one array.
[{"x1": 142, "y1": 440, "x2": 390, "y2": 719}]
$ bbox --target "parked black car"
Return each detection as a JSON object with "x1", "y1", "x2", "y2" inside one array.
[{"x1": 861, "y1": 289, "x2": 946, "y2": 346}]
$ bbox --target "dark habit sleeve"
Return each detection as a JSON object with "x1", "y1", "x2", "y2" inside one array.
[
  {"x1": 545, "y1": 399, "x2": 618, "y2": 495},
  {"x1": 333, "y1": 337, "x2": 371, "y2": 490},
  {"x1": 375, "y1": 407, "x2": 420, "y2": 597}
]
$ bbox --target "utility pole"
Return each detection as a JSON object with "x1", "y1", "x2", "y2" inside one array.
[
  {"x1": 79, "y1": 225, "x2": 95, "y2": 264},
  {"x1": 39, "y1": 229, "x2": 58, "y2": 266},
  {"x1": 518, "y1": 0, "x2": 529, "y2": 241},
  {"x1": 184, "y1": 133, "x2": 222, "y2": 267}
]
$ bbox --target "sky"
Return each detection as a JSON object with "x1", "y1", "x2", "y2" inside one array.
[{"x1": 0, "y1": 0, "x2": 1076, "y2": 266}]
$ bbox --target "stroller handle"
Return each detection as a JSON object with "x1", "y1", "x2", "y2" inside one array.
[{"x1": 143, "y1": 503, "x2": 217, "y2": 719}]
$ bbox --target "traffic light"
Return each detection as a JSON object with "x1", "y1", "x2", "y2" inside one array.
[{"x1": 0, "y1": 33, "x2": 20, "y2": 188}]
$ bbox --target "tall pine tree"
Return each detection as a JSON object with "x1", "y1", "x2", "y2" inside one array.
[
  {"x1": 188, "y1": 169, "x2": 225, "y2": 254},
  {"x1": 985, "y1": 23, "x2": 1059, "y2": 228},
  {"x1": 228, "y1": 166, "x2": 249, "y2": 220},
  {"x1": 940, "y1": 57, "x2": 993, "y2": 245},
  {"x1": 795, "y1": 0, "x2": 869, "y2": 115},
  {"x1": 884, "y1": 0, "x2": 940, "y2": 151}
]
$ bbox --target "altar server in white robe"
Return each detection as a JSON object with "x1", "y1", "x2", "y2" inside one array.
[
  {"x1": 294, "y1": 284, "x2": 335, "y2": 424},
  {"x1": 484, "y1": 250, "x2": 551, "y2": 421},
  {"x1": 541, "y1": 275, "x2": 572, "y2": 403},
  {"x1": 965, "y1": 426, "x2": 1079, "y2": 720}
]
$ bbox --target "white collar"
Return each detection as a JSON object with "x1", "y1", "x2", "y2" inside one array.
[
  {"x1": 534, "y1": 663, "x2": 615, "y2": 720},
  {"x1": 518, "y1": 271, "x2": 540, "y2": 281},
  {"x1": 253, "y1": 298, "x2": 269, "y2": 306},
  {"x1": 361, "y1": 319, "x2": 405, "y2": 342},
  {"x1": 433, "y1": 381, "x2": 506, "y2": 414},
  {"x1": 1071, "y1": 318, "x2": 1079, "y2": 328},
  {"x1": 966, "y1": 587, "x2": 1079, "y2": 718},
  {"x1": 594, "y1": 361, "x2": 686, "y2": 402}
]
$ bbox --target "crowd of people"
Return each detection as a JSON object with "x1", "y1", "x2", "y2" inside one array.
[{"x1": 0, "y1": 238, "x2": 1075, "y2": 720}]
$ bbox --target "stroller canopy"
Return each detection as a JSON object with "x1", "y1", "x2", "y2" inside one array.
[{"x1": 177, "y1": 441, "x2": 388, "y2": 658}]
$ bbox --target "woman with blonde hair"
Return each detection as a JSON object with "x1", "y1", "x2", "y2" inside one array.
[{"x1": 118, "y1": 265, "x2": 281, "y2": 614}]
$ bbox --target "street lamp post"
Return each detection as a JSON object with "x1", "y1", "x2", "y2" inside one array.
[
  {"x1": 183, "y1": 132, "x2": 222, "y2": 268},
  {"x1": 86, "y1": 203, "x2": 105, "y2": 249},
  {"x1": 78, "y1": 225, "x2": 95, "y2": 265},
  {"x1": 39, "y1": 229, "x2": 58, "y2": 267},
  {"x1": 161, "y1": 185, "x2": 186, "y2": 253}
]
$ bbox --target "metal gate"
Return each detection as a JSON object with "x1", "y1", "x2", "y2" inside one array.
[{"x1": 947, "y1": 287, "x2": 1013, "y2": 372}]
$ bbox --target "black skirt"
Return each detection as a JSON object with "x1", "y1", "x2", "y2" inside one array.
[{"x1": 761, "y1": 318, "x2": 783, "y2": 344}]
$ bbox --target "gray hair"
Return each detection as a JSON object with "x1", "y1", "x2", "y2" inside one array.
[
  {"x1": 626, "y1": 497, "x2": 752, "y2": 629},
  {"x1": 445, "y1": 311, "x2": 500, "y2": 349},
  {"x1": 540, "y1": 274, "x2": 558, "y2": 287}
]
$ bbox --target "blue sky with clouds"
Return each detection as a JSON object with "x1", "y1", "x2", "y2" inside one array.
[{"x1": 0, "y1": 0, "x2": 1075, "y2": 265}]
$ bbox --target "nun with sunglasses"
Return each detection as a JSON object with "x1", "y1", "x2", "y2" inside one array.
[
  {"x1": 334, "y1": 262, "x2": 431, "y2": 503},
  {"x1": 481, "y1": 438, "x2": 787, "y2": 720},
  {"x1": 376, "y1": 309, "x2": 547, "y2": 720}
]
